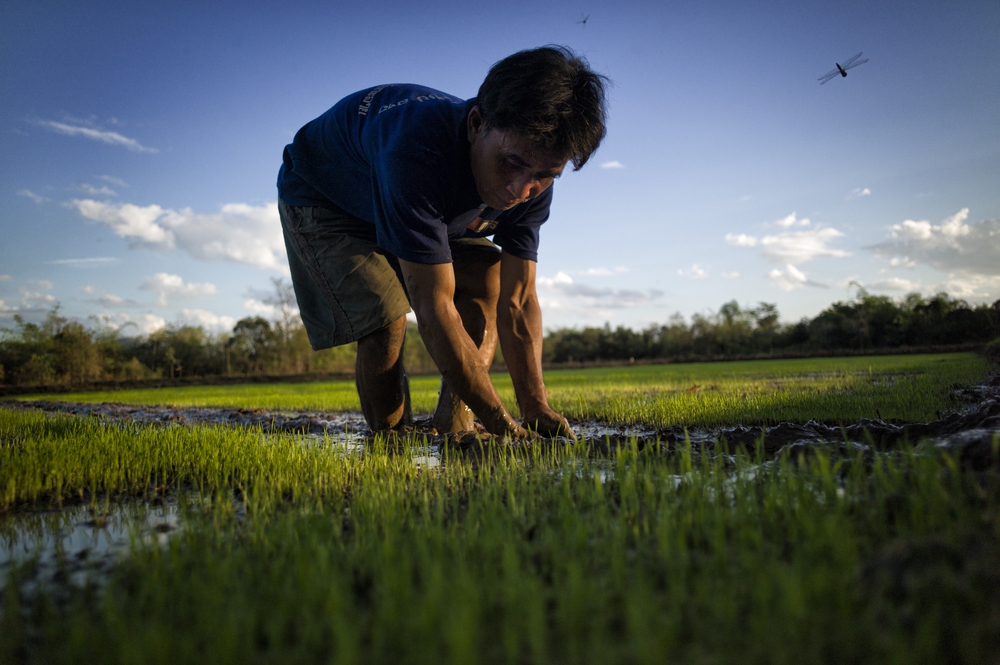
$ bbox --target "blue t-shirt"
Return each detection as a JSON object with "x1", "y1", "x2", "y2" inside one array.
[{"x1": 277, "y1": 84, "x2": 552, "y2": 264}]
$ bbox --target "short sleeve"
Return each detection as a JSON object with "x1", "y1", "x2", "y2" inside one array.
[{"x1": 491, "y1": 185, "x2": 553, "y2": 262}]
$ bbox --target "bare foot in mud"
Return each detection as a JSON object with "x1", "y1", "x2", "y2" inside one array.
[{"x1": 429, "y1": 380, "x2": 476, "y2": 434}]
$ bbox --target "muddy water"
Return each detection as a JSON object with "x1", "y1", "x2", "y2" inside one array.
[{"x1": 0, "y1": 500, "x2": 185, "y2": 592}]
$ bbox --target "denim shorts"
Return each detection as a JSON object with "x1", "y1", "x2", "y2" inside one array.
[{"x1": 279, "y1": 200, "x2": 500, "y2": 350}]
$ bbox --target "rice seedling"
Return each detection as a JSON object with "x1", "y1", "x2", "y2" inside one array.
[
  {"x1": 14, "y1": 353, "x2": 987, "y2": 427},
  {"x1": 1, "y1": 352, "x2": 997, "y2": 663}
]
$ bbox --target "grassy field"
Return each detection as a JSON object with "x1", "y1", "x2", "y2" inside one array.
[
  {"x1": 15, "y1": 352, "x2": 989, "y2": 427},
  {"x1": 2, "y1": 353, "x2": 998, "y2": 664}
]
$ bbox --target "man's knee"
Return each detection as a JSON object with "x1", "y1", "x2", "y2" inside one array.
[
  {"x1": 454, "y1": 256, "x2": 501, "y2": 305},
  {"x1": 357, "y1": 316, "x2": 408, "y2": 366}
]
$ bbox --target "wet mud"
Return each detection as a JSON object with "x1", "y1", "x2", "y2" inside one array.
[
  {"x1": 3, "y1": 374, "x2": 999, "y2": 468},
  {"x1": 638, "y1": 375, "x2": 1000, "y2": 471}
]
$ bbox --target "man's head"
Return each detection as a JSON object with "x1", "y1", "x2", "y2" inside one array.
[{"x1": 475, "y1": 45, "x2": 609, "y2": 171}]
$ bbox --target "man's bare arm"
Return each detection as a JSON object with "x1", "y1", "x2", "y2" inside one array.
[
  {"x1": 398, "y1": 259, "x2": 527, "y2": 438},
  {"x1": 497, "y1": 251, "x2": 576, "y2": 439}
]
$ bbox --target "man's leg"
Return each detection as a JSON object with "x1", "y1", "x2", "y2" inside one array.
[
  {"x1": 430, "y1": 253, "x2": 501, "y2": 433},
  {"x1": 356, "y1": 315, "x2": 412, "y2": 431}
]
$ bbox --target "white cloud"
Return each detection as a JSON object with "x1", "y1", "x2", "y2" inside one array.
[
  {"x1": 95, "y1": 312, "x2": 167, "y2": 335},
  {"x1": 140, "y1": 273, "x2": 217, "y2": 306},
  {"x1": 600, "y1": 160, "x2": 625, "y2": 169},
  {"x1": 0, "y1": 275, "x2": 12, "y2": 282},
  {"x1": 888, "y1": 256, "x2": 916, "y2": 269},
  {"x1": 770, "y1": 212, "x2": 811, "y2": 228},
  {"x1": 677, "y1": 264, "x2": 707, "y2": 279},
  {"x1": 536, "y1": 271, "x2": 662, "y2": 316},
  {"x1": 739, "y1": 195, "x2": 751, "y2": 202},
  {"x1": 767, "y1": 265, "x2": 826, "y2": 291},
  {"x1": 134, "y1": 313, "x2": 167, "y2": 334},
  {"x1": 847, "y1": 187, "x2": 872, "y2": 200},
  {"x1": 584, "y1": 266, "x2": 629, "y2": 276},
  {"x1": 729, "y1": 214, "x2": 848, "y2": 292},
  {"x1": 892, "y1": 209, "x2": 970, "y2": 242},
  {"x1": 243, "y1": 298, "x2": 279, "y2": 318},
  {"x1": 19, "y1": 189, "x2": 50, "y2": 204},
  {"x1": 72, "y1": 199, "x2": 172, "y2": 245},
  {"x1": 721, "y1": 271, "x2": 741, "y2": 279},
  {"x1": 16, "y1": 287, "x2": 57, "y2": 309},
  {"x1": 942, "y1": 279, "x2": 977, "y2": 298},
  {"x1": 37, "y1": 120, "x2": 157, "y2": 153},
  {"x1": 0, "y1": 283, "x2": 60, "y2": 317},
  {"x1": 47, "y1": 257, "x2": 121, "y2": 268},
  {"x1": 75, "y1": 183, "x2": 117, "y2": 197},
  {"x1": 725, "y1": 233, "x2": 757, "y2": 247},
  {"x1": 178, "y1": 309, "x2": 236, "y2": 333},
  {"x1": 759, "y1": 227, "x2": 848, "y2": 264},
  {"x1": 88, "y1": 293, "x2": 144, "y2": 307},
  {"x1": 867, "y1": 208, "x2": 1000, "y2": 277},
  {"x1": 99, "y1": 175, "x2": 127, "y2": 187},
  {"x1": 870, "y1": 277, "x2": 920, "y2": 291},
  {"x1": 727, "y1": 227, "x2": 848, "y2": 264},
  {"x1": 71, "y1": 200, "x2": 285, "y2": 270},
  {"x1": 537, "y1": 271, "x2": 574, "y2": 288},
  {"x1": 939, "y1": 274, "x2": 1000, "y2": 299}
]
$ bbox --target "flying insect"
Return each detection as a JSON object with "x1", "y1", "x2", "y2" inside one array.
[{"x1": 818, "y1": 52, "x2": 868, "y2": 84}]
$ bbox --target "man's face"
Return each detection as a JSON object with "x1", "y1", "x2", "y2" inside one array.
[{"x1": 467, "y1": 106, "x2": 567, "y2": 211}]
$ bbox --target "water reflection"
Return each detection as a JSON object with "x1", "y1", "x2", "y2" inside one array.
[{"x1": 1, "y1": 501, "x2": 184, "y2": 591}]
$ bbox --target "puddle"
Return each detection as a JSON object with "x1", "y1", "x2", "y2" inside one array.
[{"x1": 1, "y1": 500, "x2": 185, "y2": 592}]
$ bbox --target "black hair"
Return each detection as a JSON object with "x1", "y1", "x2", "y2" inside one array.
[{"x1": 476, "y1": 45, "x2": 609, "y2": 170}]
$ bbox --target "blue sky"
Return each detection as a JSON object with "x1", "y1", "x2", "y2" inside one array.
[{"x1": 2, "y1": 0, "x2": 999, "y2": 336}]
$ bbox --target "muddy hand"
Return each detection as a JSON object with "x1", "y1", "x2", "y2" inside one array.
[{"x1": 523, "y1": 408, "x2": 577, "y2": 441}]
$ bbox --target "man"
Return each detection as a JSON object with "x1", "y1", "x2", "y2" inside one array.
[{"x1": 277, "y1": 46, "x2": 608, "y2": 439}]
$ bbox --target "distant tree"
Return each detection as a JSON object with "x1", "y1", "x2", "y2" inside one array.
[
  {"x1": 228, "y1": 316, "x2": 278, "y2": 375},
  {"x1": 4, "y1": 288, "x2": 997, "y2": 386},
  {"x1": 52, "y1": 319, "x2": 103, "y2": 383},
  {"x1": 262, "y1": 278, "x2": 302, "y2": 372},
  {"x1": 1, "y1": 309, "x2": 103, "y2": 385}
]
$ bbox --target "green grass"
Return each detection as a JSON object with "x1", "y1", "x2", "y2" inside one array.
[
  {"x1": 1, "y1": 353, "x2": 998, "y2": 663},
  {"x1": 1, "y1": 408, "x2": 998, "y2": 663},
  {"x1": 14, "y1": 353, "x2": 989, "y2": 426}
]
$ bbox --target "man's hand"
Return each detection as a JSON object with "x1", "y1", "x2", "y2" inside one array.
[
  {"x1": 522, "y1": 406, "x2": 577, "y2": 441},
  {"x1": 497, "y1": 252, "x2": 575, "y2": 442},
  {"x1": 398, "y1": 258, "x2": 524, "y2": 439}
]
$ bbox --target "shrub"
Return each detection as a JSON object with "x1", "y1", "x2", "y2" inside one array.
[{"x1": 982, "y1": 338, "x2": 1000, "y2": 366}]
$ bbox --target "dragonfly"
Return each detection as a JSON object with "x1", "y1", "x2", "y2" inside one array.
[{"x1": 818, "y1": 52, "x2": 869, "y2": 84}]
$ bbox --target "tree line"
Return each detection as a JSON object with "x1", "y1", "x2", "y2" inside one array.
[
  {"x1": 2, "y1": 285, "x2": 998, "y2": 388},
  {"x1": 543, "y1": 291, "x2": 1000, "y2": 364}
]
